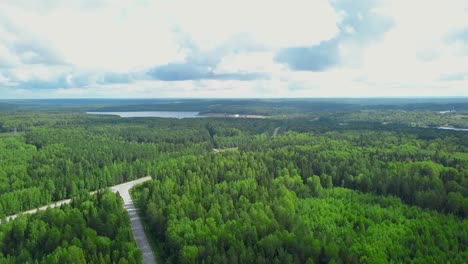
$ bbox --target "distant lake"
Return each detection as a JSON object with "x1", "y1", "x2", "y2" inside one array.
[
  {"x1": 87, "y1": 111, "x2": 204, "y2": 119},
  {"x1": 436, "y1": 126, "x2": 468, "y2": 132}
]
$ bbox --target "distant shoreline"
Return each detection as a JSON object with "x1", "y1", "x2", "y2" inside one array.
[{"x1": 203, "y1": 113, "x2": 268, "y2": 119}]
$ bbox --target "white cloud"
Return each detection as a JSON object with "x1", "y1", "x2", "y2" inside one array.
[
  {"x1": 356, "y1": 0, "x2": 468, "y2": 91},
  {"x1": 1, "y1": 0, "x2": 183, "y2": 71},
  {"x1": 216, "y1": 52, "x2": 285, "y2": 74},
  {"x1": 0, "y1": 0, "x2": 467, "y2": 98},
  {"x1": 165, "y1": 0, "x2": 340, "y2": 50}
]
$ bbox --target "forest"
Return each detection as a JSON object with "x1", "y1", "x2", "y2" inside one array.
[
  {"x1": 0, "y1": 190, "x2": 141, "y2": 263},
  {"x1": 132, "y1": 129, "x2": 467, "y2": 263},
  {"x1": 0, "y1": 98, "x2": 466, "y2": 263}
]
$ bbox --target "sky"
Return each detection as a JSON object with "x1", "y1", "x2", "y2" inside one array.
[{"x1": 0, "y1": 0, "x2": 467, "y2": 98}]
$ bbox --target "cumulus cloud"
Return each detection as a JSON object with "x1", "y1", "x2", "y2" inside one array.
[
  {"x1": 0, "y1": 16, "x2": 64, "y2": 67},
  {"x1": 147, "y1": 32, "x2": 274, "y2": 81},
  {"x1": 444, "y1": 27, "x2": 468, "y2": 57},
  {"x1": 275, "y1": 0, "x2": 393, "y2": 71},
  {"x1": 275, "y1": 40, "x2": 340, "y2": 71},
  {"x1": 439, "y1": 72, "x2": 468, "y2": 81},
  {"x1": 164, "y1": 0, "x2": 340, "y2": 50},
  {"x1": 148, "y1": 62, "x2": 268, "y2": 81}
]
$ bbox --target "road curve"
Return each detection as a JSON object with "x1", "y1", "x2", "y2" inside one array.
[
  {"x1": 2, "y1": 176, "x2": 157, "y2": 264},
  {"x1": 112, "y1": 177, "x2": 157, "y2": 264}
]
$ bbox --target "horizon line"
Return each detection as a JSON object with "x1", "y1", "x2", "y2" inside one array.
[{"x1": 2, "y1": 96, "x2": 468, "y2": 100}]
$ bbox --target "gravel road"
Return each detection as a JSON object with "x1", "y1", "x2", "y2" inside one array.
[
  {"x1": 111, "y1": 177, "x2": 157, "y2": 264},
  {"x1": 2, "y1": 176, "x2": 157, "y2": 264}
]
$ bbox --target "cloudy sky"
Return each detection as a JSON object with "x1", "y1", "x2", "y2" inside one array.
[{"x1": 1, "y1": 0, "x2": 467, "y2": 98}]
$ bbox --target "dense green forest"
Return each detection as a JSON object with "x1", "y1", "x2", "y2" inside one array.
[
  {"x1": 0, "y1": 190, "x2": 141, "y2": 263},
  {"x1": 132, "y1": 131, "x2": 467, "y2": 263},
  {"x1": 133, "y1": 157, "x2": 466, "y2": 263},
  {"x1": 0, "y1": 99, "x2": 467, "y2": 263}
]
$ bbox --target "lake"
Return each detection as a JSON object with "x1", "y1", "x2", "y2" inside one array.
[
  {"x1": 87, "y1": 111, "x2": 204, "y2": 119},
  {"x1": 437, "y1": 126, "x2": 468, "y2": 132}
]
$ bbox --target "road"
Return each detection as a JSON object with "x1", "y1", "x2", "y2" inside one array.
[
  {"x1": 111, "y1": 177, "x2": 157, "y2": 264},
  {"x1": 273, "y1": 126, "x2": 281, "y2": 137},
  {"x1": 3, "y1": 198, "x2": 72, "y2": 222},
  {"x1": 2, "y1": 176, "x2": 157, "y2": 264}
]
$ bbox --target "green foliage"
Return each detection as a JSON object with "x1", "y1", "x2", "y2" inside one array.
[
  {"x1": 0, "y1": 191, "x2": 142, "y2": 263},
  {"x1": 1, "y1": 104, "x2": 467, "y2": 263},
  {"x1": 135, "y1": 150, "x2": 467, "y2": 263}
]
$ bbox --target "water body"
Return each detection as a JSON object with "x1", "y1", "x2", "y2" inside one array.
[
  {"x1": 87, "y1": 111, "x2": 204, "y2": 119},
  {"x1": 436, "y1": 126, "x2": 468, "y2": 132}
]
